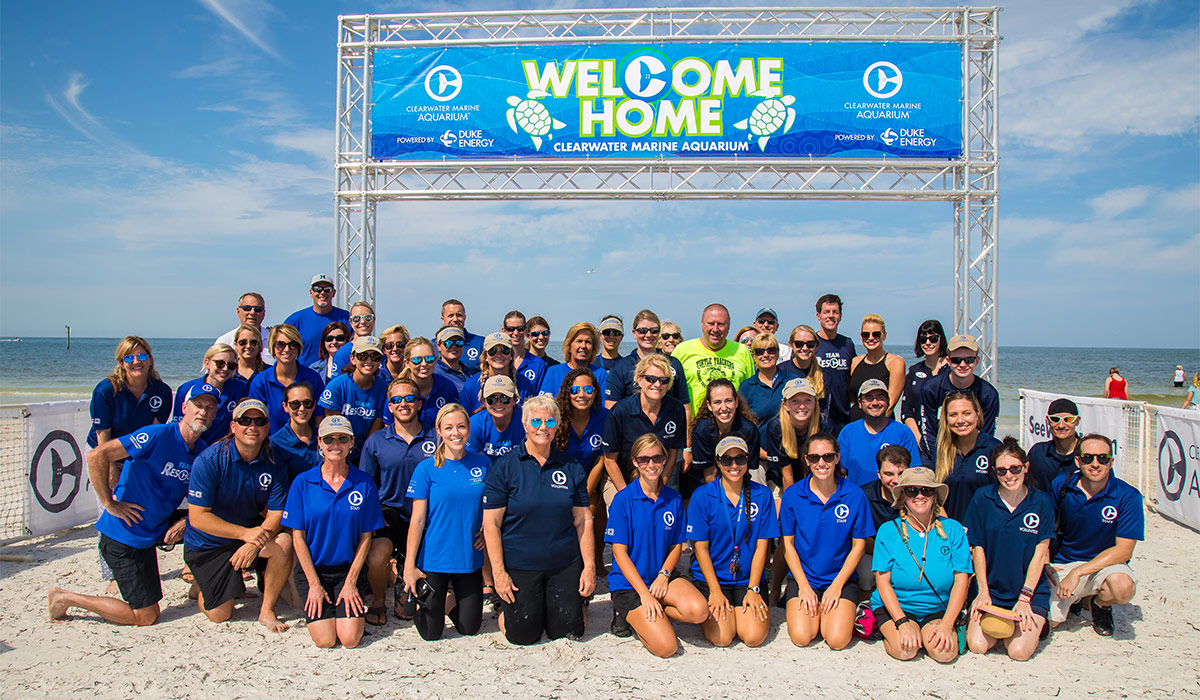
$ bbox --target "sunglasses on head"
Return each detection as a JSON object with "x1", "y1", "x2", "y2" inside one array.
[
  {"x1": 570, "y1": 385, "x2": 595, "y2": 395},
  {"x1": 792, "y1": 340, "x2": 819, "y2": 350},
  {"x1": 601, "y1": 329, "x2": 623, "y2": 338},
  {"x1": 234, "y1": 416, "x2": 269, "y2": 427},
  {"x1": 236, "y1": 338, "x2": 260, "y2": 347},
  {"x1": 805, "y1": 452, "x2": 837, "y2": 465},
  {"x1": 994, "y1": 464, "x2": 1024, "y2": 476},
  {"x1": 311, "y1": 285, "x2": 334, "y2": 294},
  {"x1": 390, "y1": 395, "x2": 420, "y2": 404},
  {"x1": 641, "y1": 374, "x2": 670, "y2": 386},
  {"x1": 321, "y1": 435, "x2": 352, "y2": 445},
  {"x1": 274, "y1": 340, "x2": 301, "y2": 351},
  {"x1": 486, "y1": 394, "x2": 513, "y2": 406},
  {"x1": 753, "y1": 347, "x2": 777, "y2": 356},
  {"x1": 716, "y1": 454, "x2": 749, "y2": 467},
  {"x1": 287, "y1": 399, "x2": 315, "y2": 410},
  {"x1": 487, "y1": 345, "x2": 512, "y2": 357},
  {"x1": 659, "y1": 332, "x2": 682, "y2": 341},
  {"x1": 1078, "y1": 453, "x2": 1112, "y2": 465},
  {"x1": 861, "y1": 330, "x2": 882, "y2": 341},
  {"x1": 528, "y1": 330, "x2": 550, "y2": 339},
  {"x1": 409, "y1": 354, "x2": 437, "y2": 365},
  {"x1": 324, "y1": 334, "x2": 347, "y2": 343},
  {"x1": 947, "y1": 356, "x2": 978, "y2": 366},
  {"x1": 349, "y1": 314, "x2": 374, "y2": 324},
  {"x1": 356, "y1": 352, "x2": 382, "y2": 363},
  {"x1": 122, "y1": 352, "x2": 150, "y2": 364},
  {"x1": 903, "y1": 486, "x2": 936, "y2": 498},
  {"x1": 209, "y1": 359, "x2": 235, "y2": 371},
  {"x1": 441, "y1": 339, "x2": 464, "y2": 348},
  {"x1": 633, "y1": 326, "x2": 660, "y2": 336},
  {"x1": 1047, "y1": 415, "x2": 1079, "y2": 425},
  {"x1": 634, "y1": 454, "x2": 666, "y2": 466},
  {"x1": 239, "y1": 304, "x2": 264, "y2": 313},
  {"x1": 504, "y1": 324, "x2": 526, "y2": 333},
  {"x1": 919, "y1": 333, "x2": 941, "y2": 344},
  {"x1": 529, "y1": 417, "x2": 557, "y2": 428}
]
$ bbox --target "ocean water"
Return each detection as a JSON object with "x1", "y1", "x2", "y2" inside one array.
[{"x1": 1, "y1": 338, "x2": 1196, "y2": 434}]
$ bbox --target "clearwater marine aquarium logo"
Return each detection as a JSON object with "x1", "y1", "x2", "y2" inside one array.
[
  {"x1": 1158, "y1": 430, "x2": 1187, "y2": 501},
  {"x1": 29, "y1": 430, "x2": 84, "y2": 513}
]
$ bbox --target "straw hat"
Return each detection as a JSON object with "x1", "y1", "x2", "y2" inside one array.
[
  {"x1": 977, "y1": 604, "x2": 1020, "y2": 639},
  {"x1": 889, "y1": 466, "x2": 949, "y2": 508}
]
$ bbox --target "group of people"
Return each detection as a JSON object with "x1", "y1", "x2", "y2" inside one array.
[{"x1": 46, "y1": 276, "x2": 1144, "y2": 661}]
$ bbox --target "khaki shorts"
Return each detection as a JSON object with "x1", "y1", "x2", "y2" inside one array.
[{"x1": 1047, "y1": 561, "x2": 1138, "y2": 623}]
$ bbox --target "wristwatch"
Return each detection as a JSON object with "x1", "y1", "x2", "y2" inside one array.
[
  {"x1": 658, "y1": 569, "x2": 671, "y2": 579},
  {"x1": 894, "y1": 615, "x2": 915, "y2": 627},
  {"x1": 749, "y1": 585, "x2": 761, "y2": 594}
]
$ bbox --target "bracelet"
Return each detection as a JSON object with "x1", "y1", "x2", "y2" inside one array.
[
  {"x1": 1020, "y1": 586, "x2": 1034, "y2": 596},
  {"x1": 894, "y1": 615, "x2": 915, "y2": 627}
]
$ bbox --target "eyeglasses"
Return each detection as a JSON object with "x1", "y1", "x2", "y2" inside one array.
[
  {"x1": 752, "y1": 347, "x2": 778, "y2": 356},
  {"x1": 234, "y1": 416, "x2": 269, "y2": 427},
  {"x1": 236, "y1": 338, "x2": 260, "y2": 347},
  {"x1": 238, "y1": 304, "x2": 264, "y2": 313},
  {"x1": 504, "y1": 324, "x2": 526, "y2": 333},
  {"x1": 310, "y1": 285, "x2": 335, "y2": 294},
  {"x1": 324, "y1": 334, "x2": 347, "y2": 343},
  {"x1": 441, "y1": 339, "x2": 464, "y2": 348},
  {"x1": 601, "y1": 329, "x2": 623, "y2": 338},
  {"x1": 792, "y1": 340, "x2": 819, "y2": 350},
  {"x1": 274, "y1": 340, "x2": 301, "y2": 352},
  {"x1": 659, "y1": 333, "x2": 682, "y2": 341},
  {"x1": 1078, "y1": 453, "x2": 1112, "y2": 465},
  {"x1": 632, "y1": 327, "x2": 660, "y2": 336},
  {"x1": 528, "y1": 330, "x2": 551, "y2": 339},
  {"x1": 209, "y1": 359, "x2": 235, "y2": 371},
  {"x1": 486, "y1": 395, "x2": 513, "y2": 406},
  {"x1": 947, "y1": 356, "x2": 978, "y2": 366},
  {"x1": 383, "y1": 341, "x2": 406, "y2": 351},
  {"x1": 805, "y1": 452, "x2": 838, "y2": 465},
  {"x1": 389, "y1": 395, "x2": 420, "y2": 404},
  {"x1": 569, "y1": 385, "x2": 595, "y2": 395},
  {"x1": 1047, "y1": 415, "x2": 1079, "y2": 425},
  {"x1": 918, "y1": 334, "x2": 941, "y2": 345},
  {"x1": 641, "y1": 375, "x2": 670, "y2": 386},
  {"x1": 716, "y1": 454, "x2": 749, "y2": 467},
  {"x1": 349, "y1": 314, "x2": 374, "y2": 324},
  {"x1": 409, "y1": 355, "x2": 437, "y2": 365},
  {"x1": 356, "y1": 352, "x2": 382, "y2": 363},
  {"x1": 122, "y1": 352, "x2": 150, "y2": 364},
  {"x1": 634, "y1": 454, "x2": 666, "y2": 466},
  {"x1": 903, "y1": 486, "x2": 936, "y2": 498},
  {"x1": 487, "y1": 345, "x2": 512, "y2": 357},
  {"x1": 861, "y1": 331, "x2": 882, "y2": 341},
  {"x1": 529, "y1": 417, "x2": 557, "y2": 428},
  {"x1": 860, "y1": 393, "x2": 888, "y2": 405},
  {"x1": 994, "y1": 464, "x2": 1025, "y2": 476},
  {"x1": 320, "y1": 435, "x2": 352, "y2": 445},
  {"x1": 287, "y1": 399, "x2": 315, "y2": 410}
]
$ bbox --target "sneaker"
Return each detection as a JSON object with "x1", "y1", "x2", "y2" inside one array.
[
  {"x1": 1090, "y1": 599, "x2": 1114, "y2": 637},
  {"x1": 611, "y1": 608, "x2": 633, "y2": 638},
  {"x1": 1068, "y1": 597, "x2": 1087, "y2": 619}
]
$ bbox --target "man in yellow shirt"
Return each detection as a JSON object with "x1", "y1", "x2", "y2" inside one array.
[{"x1": 672, "y1": 303, "x2": 755, "y2": 415}]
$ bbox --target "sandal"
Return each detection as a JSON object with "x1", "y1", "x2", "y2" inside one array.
[
  {"x1": 365, "y1": 606, "x2": 387, "y2": 626},
  {"x1": 394, "y1": 586, "x2": 414, "y2": 621}
]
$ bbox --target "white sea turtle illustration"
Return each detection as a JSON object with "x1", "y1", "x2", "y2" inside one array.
[
  {"x1": 733, "y1": 89, "x2": 797, "y2": 150},
  {"x1": 506, "y1": 90, "x2": 566, "y2": 151}
]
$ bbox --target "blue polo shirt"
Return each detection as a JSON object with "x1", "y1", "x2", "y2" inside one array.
[
  {"x1": 815, "y1": 334, "x2": 856, "y2": 430},
  {"x1": 184, "y1": 441, "x2": 288, "y2": 551},
  {"x1": 483, "y1": 444, "x2": 589, "y2": 571},
  {"x1": 247, "y1": 364, "x2": 325, "y2": 435},
  {"x1": 601, "y1": 394, "x2": 688, "y2": 478},
  {"x1": 459, "y1": 371, "x2": 537, "y2": 415},
  {"x1": 869, "y1": 516, "x2": 971, "y2": 618},
  {"x1": 282, "y1": 305, "x2": 351, "y2": 367},
  {"x1": 457, "y1": 329, "x2": 486, "y2": 372},
  {"x1": 467, "y1": 408, "x2": 525, "y2": 463},
  {"x1": 564, "y1": 409, "x2": 608, "y2": 470},
  {"x1": 1028, "y1": 438, "x2": 1078, "y2": 492},
  {"x1": 95, "y1": 424, "x2": 207, "y2": 549},
  {"x1": 759, "y1": 414, "x2": 807, "y2": 485},
  {"x1": 269, "y1": 423, "x2": 322, "y2": 484},
  {"x1": 900, "y1": 360, "x2": 947, "y2": 424},
  {"x1": 605, "y1": 480, "x2": 687, "y2": 591},
  {"x1": 172, "y1": 376, "x2": 248, "y2": 445},
  {"x1": 836, "y1": 419, "x2": 923, "y2": 486},
  {"x1": 690, "y1": 414, "x2": 761, "y2": 475},
  {"x1": 738, "y1": 369, "x2": 797, "y2": 424},
  {"x1": 434, "y1": 360, "x2": 475, "y2": 395},
  {"x1": 87, "y1": 377, "x2": 173, "y2": 447},
  {"x1": 963, "y1": 486, "x2": 1055, "y2": 609},
  {"x1": 604, "y1": 350, "x2": 690, "y2": 406},
  {"x1": 514, "y1": 353, "x2": 548, "y2": 396},
  {"x1": 685, "y1": 479, "x2": 780, "y2": 587},
  {"x1": 1050, "y1": 473, "x2": 1144, "y2": 563},
  {"x1": 779, "y1": 476, "x2": 876, "y2": 588},
  {"x1": 917, "y1": 373, "x2": 1000, "y2": 462},
  {"x1": 318, "y1": 373, "x2": 387, "y2": 448},
  {"x1": 360, "y1": 423, "x2": 438, "y2": 512},
  {"x1": 942, "y1": 432, "x2": 1003, "y2": 521},
  {"x1": 407, "y1": 452, "x2": 491, "y2": 573},
  {"x1": 540, "y1": 362, "x2": 608, "y2": 399},
  {"x1": 282, "y1": 466, "x2": 385, "y2": 567}
]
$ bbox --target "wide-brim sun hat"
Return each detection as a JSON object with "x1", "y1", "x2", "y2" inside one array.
[
  {"x1": 890, "y1": 466, "x2": 949, "y2": 508},
  {"x1": 978, "y1": 604, "x2": 1020, "y2": 639}
]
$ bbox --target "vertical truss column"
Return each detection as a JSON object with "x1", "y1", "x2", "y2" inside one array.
[{"x1": 336, "y1": 16, "x2": 376, "y2": 305}]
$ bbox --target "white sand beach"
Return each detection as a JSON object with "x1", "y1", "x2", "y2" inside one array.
[{"x1": 2, "y1": 513, "x2": 1198, "y2": 699}]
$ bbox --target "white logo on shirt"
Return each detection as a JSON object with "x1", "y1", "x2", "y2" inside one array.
[
  {"x1": 524, "y1": 368, "x2": 535, "y2": 380},
  {"x1": 551, "y1": 470, "x2": 568, "y2": 489},
  {"x1": 435, "y1": 397, "x2": 447, "y2": 408},
  {"x1": 470, "y1": 467, "x2": 484, "y2": 479},
  {"x1": 834, "y1": 503, "x2": 850, "y2": 521},
  {"x1": 149, "y1": 396, "x2": 163, "y2": 410},
  {"x1": 1101, "y1": 505, "x2": 1117, "y2": 522},
  {"x1": 589, "y1": 434, "x2": 602, "y2": 449},
  {"x1": 975, "y1": 456, "x2": 988, "y2": 473},
  {"x1": 605, "y1": 527, "x2": 615, "y2": 537},
  {"x1": 422, "y1": 441, "x2": 436, "y2": 455},
  {"x1": 664, "y1": 421, "x2": 677, "y2": 437},
  {"x1": 466, "y1": 348, "x2": 479, "y2": 360},
  {"x1": 321, "y1": 390, "x2": 333, "y2": 402},
  {"x1": 132, "y1": 432, "x2": 150, "y2": 446},
  {"x1": 258, "y1": 473, "x2": 272, "y2": 489},
  {"x1": 916, "y1": 371, "x2": 928, "y2": 379},
  {"x1": 1023, "y1": 513, "x2": 1040, "y2": 530},
  {"x1": 749, "y1": 502, "x2": 760, "y2": 519},
  {"x1": 663, "y1": 511, "x2": 675, "y2": 528},
  {"x1": 348, "y1": 490, "x2": 363, "y2": 508},
  {"x1": 160, "y1": 462, "x2": 189, "y2": 482}
]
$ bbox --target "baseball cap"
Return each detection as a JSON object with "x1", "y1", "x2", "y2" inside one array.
[
  {"x1": 318, "y1": 415, "x2": 354, "y2": 438},
  {"x1": 483, "y1": 375, "x2": 517, "y2": 398},
  {"x1": 483, "y1": 331, "x2": 510, "y2": 352},
  {"x1": 715, "y1": 435, "x2": 749, "y2": 457},
  {"x1": 184, "y1": 382, "x2": 222, "y2": 404},
  {"x1": 310, "y1": 274, "x2": 334, "y2": 287},
  {"x1": 231, "y1": 398, "x2": 269, "y2": 419},
  {"x1": 352, "y1": 336, "x2": 381, "y2": 355},
  {"x1": 782, "y1": 377, "x2": 817, "y2": 400},
  {"x1": 598, "y1": 317, "x2": 623, "y2": 333},
  {"x1": 947, "y1": 334, "x2": 979, "y2": 353},
  {"x1": 755, "y1": 307, "x2": 778, "y2": 321},
  {"x1": 437, "y1": 326, "x2": 465, "y2": 343},
  {"x1": 1048, "y1": 398, "x2": 1079, "y2": 416},
  {"x1": 858, "y1": 378, "x2": 889, "y2": 397}
]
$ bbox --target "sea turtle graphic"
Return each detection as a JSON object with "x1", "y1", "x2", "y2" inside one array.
[
  {"x1": 506, "y1": 90, "x2": 566, "y2": 151},
  {"x1": 733, "y1": 89, "x2": 797, "y2": 150}
]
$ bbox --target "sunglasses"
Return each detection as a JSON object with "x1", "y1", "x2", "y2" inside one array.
[
  {"x1": 947, "y1": 356, "x2": 978, "y2": 366},
  {"x1": 356, "y1": 352, "x2": 382, "y2": 363},
  {"x1": 861, "y1": 331, "x2": 882, "y2": 341},
  {"x1": 1078, "y1": 453, "x2": 1112, "y2": 465},
  {"x1": 321, "y1": 435, "x2": 352, "y2": 445},
  {"x1": 234, "y1": 416, "x2": 269, "y2": 427},
  {"x1": 805, "y1": 452, "x2": 837, "y2": 465},
  {"x1": 529, "y1": 417, "x2": 557, "y2": 428},
  {"x1": 349, "y1": 314, "x2": 374, "y2": 324},
  {"x1": 569, "y1": 385, "x2": 595, "y2": 395},
  {"x1": 792, "y1": 340, "x2": 819, "y2": 350},
  {"x1": 634, "y1": 454, "x2": 666, "y2": 466},
  {"x1": 390, "y1": 395, "x2": 420, "y2": 404},
  {"x1": 487, "y1": 345, "x2": 512, "y2": 357},
  {"x1": 1048, "y1": 415, "x2": 1079, "y2": 425},
  {"x1": 860, "y1": 393, "x2": 888, "y2": 405},
  {"x1": 633, "y1": 327, "x2": 660, "y2": 336},
  {"x1": 209, "y1": 359, "x2": 235, "y2": 371},
  {"x1": 311, "y1": 285, "x2": 335, "y2": 294},
  {"x1": 903, "y1": 486, "x2": 936, "y2": 498},
  {"x1": 528, "y1": 330, "x2": 550, "y2": 339},
  {"x1": 641, "y1": 375, "x2": 670, "y2": 386},
  {"x1": 287, "y1": 399, "x2": 315, "y2": 410},
  {"x1": 383, "y1": 341, "x2": 406, "y2": 351},
  {"x1": 274, "y1": 340, "x2": 301, "y2": 351},
  {"x1": 753, "y1": 347, "x2": 777, "y2": 356},
  {"x1": 236, "y1": 338, "x2": 260, "y2": 347},
  {"x1": 994, "y1": 464, "x2": 1024, "y2": 476},
  {"x1": 919, "y1": 334, "x2": 941, "y2": 344},
  {"x1": 504, "y1": 324, "x2": 526, "y2": 333},
  {"x1": 324, "y1": 334, "x2": 347, "y2": 343},
  {"x1": 601, "y1": 329, "x2": 623, "y2": 338},
  {"x1": 122, "y1": 352, "x2": 150, "y2": 364},
  {"x1": 486, "y1": 395, "x2": 513, "y2": 406},
  {"x1": 716, "y1": 454, "x2": 749, "y2": 467},
  {"x1": 409, "y1": 355, "x2": 437, "y2": 365},
  {"x1": 659, "y1": 333, "x2": 682, "y2": 341},
  {"x1": 238, "y1": 304, "x2": 265, "y2": 313},
  {"x1": 441, "y1": 339, "x2": 464, "y2": 348}
]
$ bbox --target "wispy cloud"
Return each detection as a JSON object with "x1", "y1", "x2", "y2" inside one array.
[
  {"x1": 43, "y1": 73, "x2": 170, "y2": 171},
  {"x1": 197, "y1": 0, "x2": 284, "y2": 63}
]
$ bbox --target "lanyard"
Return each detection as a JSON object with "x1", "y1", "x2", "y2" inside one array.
[{"x1": 720, "y1": 488, "x2": 747, "y2": 575}]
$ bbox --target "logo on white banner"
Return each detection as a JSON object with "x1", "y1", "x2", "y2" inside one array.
[
  {"x1": 29, "y1": 430, "x2": 84, "y2": 513},
  {"x1": 1158, "y1": 430, "x2": 1187, "y2": 502}
]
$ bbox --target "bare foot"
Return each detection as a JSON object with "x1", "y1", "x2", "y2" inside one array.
[
  {"x1": 259, "y1": 611, "x2": 289, "y2": 633},
  {"x1": 104, "y1": 580, "x2": 120, "y2": 597},
  {"x1": 48, "y1": 588, "x2": 70, "y2": 621},
  {"x1": 188, "y1": 582, "x2": 200, "y2": 600}
]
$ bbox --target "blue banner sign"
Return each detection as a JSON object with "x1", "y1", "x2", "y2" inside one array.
[{"x1": 371, "y1": 43, "x2": 961, "y2": 160}]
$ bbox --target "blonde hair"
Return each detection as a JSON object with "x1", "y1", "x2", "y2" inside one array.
[
  {"x1": 861, "y1": 313, "x2": 886, "y2": 331},
  {"x1": 630, "y1": 433, "x2": 667, "y2": 485},
  {"x1": 380, "y1": 324, "x2": 411, "y2": 345},
  {"x1": 349, "y1": 300, "x2": 375, "y2": 315},
  {"x1": 106, "y1": 336, "x2": 162, "y2": 393},
  {"x1": 1193, "y1": 370, "x2": 1200, "y2": 390},
  {"x1": 268, "y1": 324, "x2": 303, "y2": 360},
  {"x1": 778, "y1": 393, "x2": 820, "y2": 462},
  {"x1": 934, "y1": 392, "x2": 984, "y2": 482},
  {"x1": 202, "y1": 343, "x2": 236, "y2": 375},
  {"x1": 787, "y1": 324, "x2": 825, "y2": 398},
  {"x1": 634, "y1": 353, "x2": 674, "y2": 390},
  {"x1": 749, "y1": 333, "x2": 779, "y2": 353},
  {"x1": 561, "y1": 322, "x2": 600, "y2": 366},
  {"x1": 234, "y1": 324, "x2": 268, "y2": 373},
  {"x1": 433, "y1": 403, "x2": 470, "y2": 468},
  {"x1": 396, "y1": 337, "x2": 437, "y2": 382},
  {"x1": 522, "y1": 395, "x2": 561, "y2": 428}
]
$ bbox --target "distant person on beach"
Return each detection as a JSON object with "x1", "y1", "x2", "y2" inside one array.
[
  {"x1": 673, "y1": 304, "x2": 755, "y2": 417},
  {"x1": 1047, "y1": 433, "x2": 1142, "y2": 637},
  {"x1": 439, "y1": 298, "x2": 485, "y2": 372},
  {"x1": 917, "y1": 334, "x2": 999, "y2": 463},
  {"x1": 283, "y1": 275, "x2": 350, "y2": 368},
  {"x1": 1184, "y1": 371, "x2": 1200, "y2": 410},
  {"x1": 1172, "y1": 365, "x2": 1186, "y2": 388},
  {"x1": 1103, "y1": 367, "x2": 1128, "y2": 400},
  {"x1": 1028, "y1": 398, "x2": 1081, "y2": 489},
  {"x1": 248, "y1": 324, "x2": 325, "y2": 433},
  {"x1": 48, "y1": 384, "x2": 217, "y2": 626},
  {"x1": 847, "y1": 314, "x2": 905, "y2": 421},
  {"x1": 900, "y1": 320, "x2": 949, "y2": 443},
  {"x1": 599, "y1": 315, "x2": 625, "y2": 371},
  {"x1": 172, "y1": 343, "x2": 248, "y2": 445},
  {"x1": 837, "y1": 379, "x2": 922, "y2": 487},
  {"x1": 813, "y1": 294, "x2": 856, "y2": 436},
  {"x1": 933, "y1": 392, "x2": 1001, "y2": 521},
  {"x1": 753, "y1": 307, "x2": 790, "y2": 362},
  {"x1": 524, "y1": 315, "x2": 559, "y2": 367},
  {"x1": 215, "y1": 292, "x2": 271, "y2": 364}
]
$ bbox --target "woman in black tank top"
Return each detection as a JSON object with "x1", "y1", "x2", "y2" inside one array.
[{"x1": 847, "y1": 314, "x2": 906, "y2": 422}]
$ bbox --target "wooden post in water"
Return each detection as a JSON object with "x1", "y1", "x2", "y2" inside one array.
[{"x1": 65, "y1": 325, "x2": 71, "y2": 350}]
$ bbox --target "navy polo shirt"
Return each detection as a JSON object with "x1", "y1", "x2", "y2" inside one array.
[
  {"x1": 900, "y1": 360, "x2": 947, "y2": 424},
  {"x1": 483, "y1": 444, "x2": 589, "y2": 571},
  {"x1": 247, "y1": 364, "x2": 326, "y2": 436},
  {"x1": 433, "y1": 360, "x2": 475, "y2": 395},
  {"x1": 863, "y1": 479, "x2": 899, "y2": 530},
  {"x1": 269, "y1": 423, "x2": 322, "y2": 484},
  {"x1": 604, "y1": 480, "x2": 687, "y2": 591},
  {"x1": 282, "y1": 466, "x2": 385, "y2": 567},
  {"x1": 604, "y1": 350, "x2": 690, "y2": 406},
  {"x1": 738, "y1": 369, "x2": 797, "y2": 424},
  {"x1": 836, "y1": 419, "x2": 923, "y2": 487},
  {"x1": 407, "y1": 453, "x2": 491, "y2": 574},
  {"x1": 686, "y1": 479, "x2": 780, "y2": 587},
  {"x1": 1050, "y1": 473, "x2": 1144, "y2": 563},
  {"x1": 95, "y1": 424, "x2": 207, "y2": 549},
  {"x1": 172, "y1": 376, "x2": 248, "y2": 445},
  {"x1": 942, "y1": 432, "x2": 1003, "y2": 521},
  {"x1": 514, "y1": 353, "x2": 548, "y2": 397},
  {"x1": 601, "y1": 394, "x2": 688, "y2": 478},
  {"x1": 779, "y1": 476, "x2": 875, "y2": 588},
  {"x1": 360, "y1": 422, "x2": 438, "y2": 512},
  {"x1": 87, "y1": 377, "x2": 173, "y2": 447},
  {"x1": 815, "y1": 334, "x2": 856, "y2": 430},
  {"x1": 759, "y1": 415, "x2": 807, "y2": 484},
  {"x1": 282, "y1": 305, "x2": 350, "y2": 367},
  {"x1": 690, "y1": 414, "x2": 761, "y2": 474},
  {"x1": 564, "y1": 409, "x2": 608, "y2": 470},
  {"x1": 540, "y1": 362, "x2": 608, "y2": 399},
  {"x1": 1028, "y1": 438, "x2": 1078, "y2": 492},
  {"x1": 467, "y1": 407, "x2": 525, "y2": 463},
  {"x1": 185, "y1": 441, "x2": 288, "y2": 551},
  {"x1": 917, "y1": 373, "x2": 1000, "y2": 462},
  {"x1": 963, "y1": 486, "x2": 1055, "y2": 609}
]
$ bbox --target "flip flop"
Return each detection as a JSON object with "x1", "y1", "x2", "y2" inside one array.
[{"x1": 365, "y1": 606, "x2": 387, "y2": 626}]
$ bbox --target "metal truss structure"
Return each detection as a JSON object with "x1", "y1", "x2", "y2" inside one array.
[{"x1": 336, "y1": 7, "x2": 1001, "y2": 379}]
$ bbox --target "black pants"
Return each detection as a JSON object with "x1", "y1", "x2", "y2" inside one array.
[
  {"x1": 501, "y1": 559, "x2": 585, "y2": 645},
  {"x1": 414, "y1": 569, "x2": 484, "y2": 641}
]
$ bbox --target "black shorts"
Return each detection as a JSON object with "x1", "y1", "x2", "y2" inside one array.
[
  {"x1": 184, "y1": 542, "x2": 263, "y2": 609},
  {"x1": 374, "y1": 506, "x2": 409, "y2": 560},
  {"x1": 610, "y1": 572, "x2": 683, "y2": 614},
  {"x1": 873, "y1": 606, "x2": 947, "y2": 628},
  {"x1": 783, "y1": 578, "x2": 858, "y2": 605},
  {"x1": 691, "y1": 578, "x2": 751, "y2": 607},
  {"x1": 307, "y1": 564, "x2": 369, "y2": 622},
  {"x1": 98, "y1": 534, "x2": 162, "y2": 610}
]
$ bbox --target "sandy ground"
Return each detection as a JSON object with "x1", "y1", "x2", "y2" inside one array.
[{"x1": 1, "y1": 513, "x2": 1198, "y2": 700}]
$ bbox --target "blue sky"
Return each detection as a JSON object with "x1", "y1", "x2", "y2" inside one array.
[{"x1": 1, "y1": 0, "x2": 1197, "y2": 348}]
